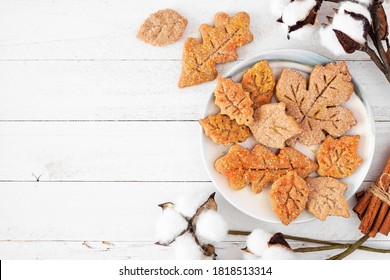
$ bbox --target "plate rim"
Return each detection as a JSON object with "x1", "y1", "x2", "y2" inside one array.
[{"x1": 200, "y1": 49, "x2": 376, "y2": 223}]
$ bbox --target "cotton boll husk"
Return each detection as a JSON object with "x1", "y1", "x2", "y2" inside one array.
[
  {"x1": 174, "y1": 193, "x2": 209, "y2": 218},
  {"x1": 246, "y1": 229, "x2": 273, "y2": 257},
  {"x1": 319, "y1": 25, "x2": 348, "y2": 56},
  {"x1": 195, "y1": 210, "x2": 228, "y2": 242},
  {"x1": 262, "y1": 245, "x2": 297, "y2": 260},
  {"x1": 288, "y1": 24, "x2": 317, "y2": 41},
  {"x1": 173, "y1": 232, "x2": 203, "y2": 260},
  {"x1": 155, "y1": 207, "x2": 188, "y2": 244},
  {"x1": 282, "y1": 0, "x2": 317, "y2": 26},
  {"x1": 270, "y1": 0, "x2": 292, "y2": 18}
]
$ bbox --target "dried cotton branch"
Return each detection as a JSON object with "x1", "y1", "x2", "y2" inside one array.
[
  {"x1": 155, "y1": 193, "x2": 227, "y2": 260},
  {"x1": 275, "y1": 0, "x2": 390, "y2": 83}
]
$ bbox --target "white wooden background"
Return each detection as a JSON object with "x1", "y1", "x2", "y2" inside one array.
[{"x1": 0, "y1": 0, "x2": 389, "y2": 260}]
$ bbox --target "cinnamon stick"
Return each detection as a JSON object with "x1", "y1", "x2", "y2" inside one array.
[
  {"x1": 359, "y1": 197, "x2": 383, "y2": 234},
  {"x1": 369, "y1": 202, "x2": 389, "y2": 237},
  {"x1": 359, "y1": 157, "x2": 390, "y2": 234},
  {"x1": 353, "y1": 192, "x2": 373, "y2": 219},
  {"x1": 355, "y1": 191, "x2": 365, "y2": 201},
  {"x1": 379, "y1": 211, "x2": 390, "y2": 236}
]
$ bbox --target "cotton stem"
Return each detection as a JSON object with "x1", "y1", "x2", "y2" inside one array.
[{"x1": 327, "y1": 235, "x2": 370, "y2": 260}]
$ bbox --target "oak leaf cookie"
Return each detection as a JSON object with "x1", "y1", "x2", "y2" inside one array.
[
  {"x1": 241, "y1": 60, "x2": 275, "y2": 110},
  {"x1": 317, "y1": 135, "x2": 363, "y2": 178},
  {"x1": 306, "y1": 177, "x2": 350, "y2": 221},
  {"x1": 270, "y1": 171, "x2": 309, "y2": 225},
  {"x1": 249, "y1": 102, "x2": 302, "y2": 149},
  {"x1": 178, "y1": 12, "x2": 253, "y2": 88},
  {"x1": 137, "y1": 9, "x2": 188, "y2": 46},
  {"x1": 276, "y1": 62, "x2": 356, "y2": 146},
  {"x1": 214, "y1": 76, "x2": 254, "y2": 126},
  {"x1": 215, "y1": 144, "x2": 318, "y2": 194},
  {"x1": 199, "y1": 113, "x2": 251, "y2": 146}
]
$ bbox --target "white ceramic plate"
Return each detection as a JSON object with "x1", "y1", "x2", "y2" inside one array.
[{"x1": 201, "y1": 49, "x2": 376, "y2": 223}]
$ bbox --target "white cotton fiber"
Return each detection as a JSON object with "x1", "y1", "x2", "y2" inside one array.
[
  {"x1": 262, "y1": 245, "x2": 297, "y2": 260},
  {"x1": 319, "y1": 25, "x2": 348, "y2": 56},
  {"x1": 282, "y1": 0, "x2": 317, "y2": 26},
  {"x1": 195, "y1": 210, "x2": 227, "y2": 242},
  {"x1": 385, "y1": 0, "x2": 390, "y2": 8},
  {"x1": 155, "y1": 207, "x2": 188, "y2": 244},
  {"x1": 246, "y1": 229, "x2": 273, "y2": 257},
  {"x1": 289, "y1": 24, "x2": 317, "y2": 41},
  {"x1": 270, "y1": 0, "x2": 292, "y2": 18},
  {"x1": 173, "y1": 232, "x2": 203, "y2": 260},
  {"x1": 174, "y1": 193, "x2": 209, "y2": 218},
  {"x1": 338, "y1": 1, "x2": 372, "y2": 26},
  {"x1": 319, "y1": 2, "x2": 372, "y2": 56}
]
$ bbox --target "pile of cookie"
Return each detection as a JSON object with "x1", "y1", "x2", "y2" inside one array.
[
  {"x1": 137, "y1": 10, "x2": 364, "y2": 225},
  {"x1": 200, "y1": 60, "x2": 364, "y2": 225}
]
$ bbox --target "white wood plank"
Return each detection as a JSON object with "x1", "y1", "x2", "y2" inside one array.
[
  {"x1": 0, "y1": 122, "x2": 389, "y2": 182},
  {"x1": 1, "y1": 240, "x2": 390, "y2": 260},
  {"x1": 1, "y1": 182, "x2": 389, "y2": 242},
  {"x1": 0, "y1": 61, "x2": 389, "y2": 121},
  {"x1": 0, "y1": 0, "x2": 385, "y2": 61}
]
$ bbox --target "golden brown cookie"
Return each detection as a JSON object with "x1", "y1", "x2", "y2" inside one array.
[
  {"x1": 249, "y1": 103, "x2": 302, "y2": 149},
  {"x1": 270, "y1": 171, "x2": 309, "y2": 225},
  {"x1": 241, "y1": 60, "x2": 275, "y2": 110},
  {"x1": 178, "y1": 12, "x2": 253, "y2": 88},
  {"x1": 215, "y1": 144, "x2": 318, "y2": 194},
  {"x1": 317, "y1": 135, "x2": 363, "y2": 178},
  {"x1": 199, "y1": 113, "x2": 251, "y2": 146},
  {"x1": 214, "y1": 76, "x2": 254, "y2": 126},
  {"x1": 276, "y1": 62, "x2": 356, "y2": 146},
  {"x1": 306, "y1": 177, "x2": 350, "y2": 221},
  {"x1": 137, "y1": 9, "x2": 188, "y2": 46}
]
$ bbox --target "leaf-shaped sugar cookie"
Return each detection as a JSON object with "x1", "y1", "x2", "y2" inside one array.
[
  {"x1": 317, "y1": 135, "x2": 363, "y2": 178},
  {"x1": 137, "y1": 9, "x2": 188, "y2": 46},
  {"x1": 276, "y1": 62, "x2": 356, "y2": 146},
  {"x1": 241, "y1": 60, "x2": 275, "y2": 110},
  {"x1": 215, "y1": 144, "x2": 318, "y2": 194},
  {"x1": 214, "y1": 76, "x2": 254, "y2": 126},
  {"x1": 306, "y1": 177, "x2": 350, "y2": 221},
  {"x1": 270, "y1": 171, "x2": 309, "y2": 225},
  {"x1": 199, "y1": 113, "x2": 251, "y2": 146},
  {"x1": 249, "y1": 103, "x2": 302, "y2": 149},
  {"x1": 178, "y1": 12, "x2": 253, "y2": 88}
]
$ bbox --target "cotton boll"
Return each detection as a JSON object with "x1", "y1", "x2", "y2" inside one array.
[
  {"x1": 270, "y1": 0, "x2": 292, "y2": 18},
  {"x1": 331, "y1": 13, "x2": 368, "y2": 44},
  {"x1": 385, "y1": 0, "x2": 390, "y2": 8},
  {"x1": 282, "y1": 0, "x2": 317, "y2": 26},
  {"x1": 174, "y1": 193, "x2": 209, "y2": 218},
  {"x1": 195, "y1": 210, "x2": 227, "y2": 242},
  {"x1": 319, "y1": 2, "x2": 372, "y2": 56},
  {"x1": 262, "y1": 245, "x2": 297, "y2": 260},
  {"x1": 173, "y1": 232, "x2": 203, "y2": 260},
  {"x1": 246, "y1": 229, "x2": 273, "y2": 257},
  {"x1": 319, "y1": 25, "x2": 348, "y2": 56},
  {"x1": 288, "y1": 24, "x2": 316, "y2": 41},
  {"x1": 155, "y1": 207, "x2": 188, "y2": 244}
]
